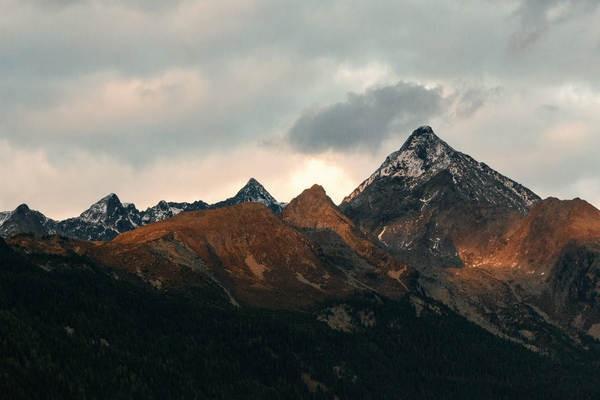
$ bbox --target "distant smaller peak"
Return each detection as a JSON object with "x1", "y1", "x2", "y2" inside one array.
[
  {"x1": 239, "y1": 178, "x2": 271, "y2": 195},
  {"x1": 305, "y1": 184, "x2": 327, "y2": 197},
  {"x1": 413, "y1": 125, "x2": 434, "y2": 135},
  {"x1": 245, "y1": 178, "x2": 262, "y2": 187},
  {"x1": 405, "y1": 126, "x2": 441, "y2": 143},
  {"x1": 15, "y1": 203, "x2": 31, "y2": 213},
  {"x1": 288, "y1": 185, "x2": 333, "y2": 208},
  {"x1": 99, "y1": 193, "x2": 121, "y2": 203}
]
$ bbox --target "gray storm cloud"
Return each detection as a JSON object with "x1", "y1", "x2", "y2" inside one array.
[
  {"x1": 287, "y1": 82, "x2": 496, "y2": 153},
  {"x1": 288, "y1": 82, "x2": 446, "y2": 152}
]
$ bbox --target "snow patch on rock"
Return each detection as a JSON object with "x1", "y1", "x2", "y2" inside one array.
[{"x1": 344, "y1": 126, "x2": 539, "y2": 213}]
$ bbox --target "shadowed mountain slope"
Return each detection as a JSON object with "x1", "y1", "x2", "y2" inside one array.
[{"x1": 341, "y1": 126, "x2": 540, "y2": 268}]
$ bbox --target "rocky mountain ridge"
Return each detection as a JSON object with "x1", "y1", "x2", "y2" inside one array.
[
  {"x1": 9, "y1": 195, "x2": 412, "y2": 309},
  {"x1": 0, "y1": 178, "x2": 279, "y2": 241},
  {"x1": 1, "y1": 126, "x2": 598, "y2": 354}
]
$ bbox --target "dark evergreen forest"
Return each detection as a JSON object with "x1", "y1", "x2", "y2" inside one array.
[{"x1": 1, "y1": 240, "x2": 599, "y2": 399}]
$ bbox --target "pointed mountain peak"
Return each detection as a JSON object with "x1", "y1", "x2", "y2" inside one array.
[
  {"x1": 396, "y1": 126, "x2": 454, "y2": 161},
  {"x1": 307, "y1": 183, "x2": 326, "y2": 193},
  {"x1": 246, "y1": 177, "x2": 261, "y2": 186},
  {"x1": 212, "y1": 178, "x2": 282, "y2": 213},
  {"x1": 294, "y1": 184, "x2": 329, "y2": 203},
  {"x1": 344, "y1": 126, "x2": 456, "y2": 202},
  {"x1": 239, "y1": 178, "x2": 268, "y2": 194},
  {"x1": 408, "y1": 125, "x2": 436, "y2": 139},
  {"x1": 387, "y1": 126, "x2": 453, "y2": 168},
  {"x1": 343, "y1": 125, "x2": 539, "y2": 212},
  {"x1": 98, "y1": 193, "x2": 121, "y2": 204},
  {"x1": 283, "y1": 185, "x2": 349, "y2": 229},
  {"x1": 0, "y1": 204, "x2": 54, "y2": 238},
  {"x1": 414, "y1": 125, "x2": 434, "y2": 134},
  {"x1": 14, "y1": 204, "x2": 31, "y2": 214},
  {"x1": 80, "y1": 193, "x2": 126, "y2": 223},
  {"x1": 282, "y1": 185, "x2": 333, "y2": 217},
  {"x1": 234, "y1": 178, "x2": 277, "y2": 204},
  {"x1": 401, "y1": 125, "x2": 450, "y2": 151}
]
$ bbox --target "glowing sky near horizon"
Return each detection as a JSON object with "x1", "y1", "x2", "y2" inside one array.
[{"x1": 0, "y1": 0, "x2": 599, "y2": 218}]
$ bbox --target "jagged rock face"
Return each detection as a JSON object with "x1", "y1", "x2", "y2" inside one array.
[
  {"x1": 283, "y1": 185, "x2": 413, "y2": 296},
  {"x1": 479, "y1": 198, "x2": 600, "y2": 341},
  {"x1": 546, "y1": 241, "x2": 600, "y2": 339},
  {"x1": 0, "y1": 204, "x2": 56, "y2": 238},
  {"x1": 56, "y1": 194, "x2": 142, "y2": 241},
  {"x1": 86, "y1": 195, "x2": 142, "y2": 230},
  {"x1": 0, "y1": 195, "x2": 211, "y2": 241},
  {"x1": 341, "y1": 126, "x2": 540, "y2": 267},
  {"x1": 211, "y1": 178, "x2": 283, "y2": 213},
  {"x1": 141, "y1": 200, "x2": 208, "y2": 224},
  {"x1": 61, "y1": 196, "x2": 211, "y2": 240},
  {"x1": 0, "y1": 212, "x2": 10, "y2": 227}
]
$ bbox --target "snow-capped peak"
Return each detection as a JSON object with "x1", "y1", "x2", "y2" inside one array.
[
  {"x1": 141, "y1": 200, "x2": 186, "y2": 224},
  {"x1": 1, "y1": 193, "x2": 209, "y2": 240},
  {"x1": 344, "y1": 126, "x2": 540, "y2": 213},
  {"x1": 345, "y1": 126, "x2": 455, "y2": 201},
  {"x1": 378, "y1": 125, "x2": 454, "y2": 179},
  {"x1": 80, "y1": 193, "x2": 124, "y2": 224},
  {"x1": 211, "y1": 178, "x2": 283, "y2": 213},
  {"x1": 236, "y1": 178, "x2": 278, "y2": 205}
]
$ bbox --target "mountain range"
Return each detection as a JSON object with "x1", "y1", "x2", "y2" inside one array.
[
  {"x1": 0, "y1": 178, "x2": 281, "y2": 241},
  {"x1": 1, "y1": 126, "x2": 599, "y2": 398}
]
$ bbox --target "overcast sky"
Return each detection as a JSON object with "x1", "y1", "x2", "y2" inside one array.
[{"x1": 1, "y1": 0, "x2": 599, "y2": 218}]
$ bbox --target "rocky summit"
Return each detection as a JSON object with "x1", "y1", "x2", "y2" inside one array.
[
  {"x1": 0, "y1": 204, "x2": 57, "y2": 238},
  {"x1": 341, "y1": 126, "x2": 540, "y2": 268},
  {"x1": 211, "y1": 178, "x2": 284, "y2": 213}
]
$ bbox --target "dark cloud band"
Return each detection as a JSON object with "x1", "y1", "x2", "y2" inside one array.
[{"x1": 287, "y1": 81, "x2": 496, "y2": 153}]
